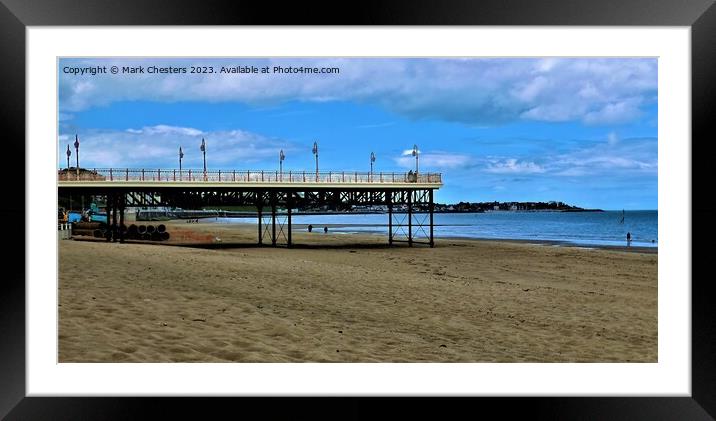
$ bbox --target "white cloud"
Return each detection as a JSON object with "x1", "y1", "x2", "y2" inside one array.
[
  {"x1": 552, "y1": 137, "x2": 657, "y2": 176},
  {"x1": 394, "y1": 151, "x2": 470, "y2": 169},
  {"x1": 58, "y1": 125, "x2": 291, "y2": 169},
  {"x1": 485, "y1": 158, "x2": 545, "y2": 174},
  {"x1": 59, "y1": 58, "x2": 657, "y2": 126},
  {"x1": 130, "y1": 125, "x2": 205, "y2": 136},
  {"x1": 583, "y1": 98, "x2": 644, "y2": 125}
]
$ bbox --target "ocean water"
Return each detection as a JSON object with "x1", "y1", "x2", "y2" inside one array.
[{"x1": 211, "y1": 210, "x2": 658, "y2": 248}]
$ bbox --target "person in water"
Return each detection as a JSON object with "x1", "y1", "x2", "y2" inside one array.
[
  {"x1": 626, "y1": 232, "x2": 632, "y2": 246},
  {"x1": 324, "y1": 226, "x2": 328, "y2": 233},
  {"x1": 308, "y1": 224, "x2": 313, "y2": 232}
]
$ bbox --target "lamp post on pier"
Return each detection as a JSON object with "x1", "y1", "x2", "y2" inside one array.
[
  {"x1": 312, "y1": 141, "x2": 319, "y2": 182},
  {"x1": 179, "y1": 146, "x2": 184, "y2": 180},
  {"x1": 370, "y1": 151, "x2": 376, "y2": 182},
  {"x1": 66, "y1": 144, "x2": 71, "y2": 171},
  {"x1": 74, "y1": 135, "x2": 80, "y2": 178},
  {"x1": 412, "y1": 144, "x2": 419, "y2": 174},
  {"x1": 279, "y1": 149, "x2": 285, "y2": 181},
  {"x1": 200, "y1": 138, "x2": 207, "y2": 180}
]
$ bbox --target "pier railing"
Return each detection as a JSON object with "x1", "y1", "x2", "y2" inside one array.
[{"x1": 58, "y1": 168, "x2": 442, "y2": 184}]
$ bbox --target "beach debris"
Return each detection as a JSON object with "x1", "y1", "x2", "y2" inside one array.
[
  {"x1": 162, "y1": 322, "x2": 168, "y2": 326},
  {"x1": 257, "y1": 304, "x2": 264, "y2": 309},
  {"x1": 440, "y1": 344, "x2": 447, "y2": 348},
  {"x1": 338, "y1": 330, "x2": 343, "y2": 334},
  {"x1": 522, "y1": 288, "x2": 530, "y2": 292},
  {"x1": 192, "y1": 318, "x2": 206, "y2": 322}
]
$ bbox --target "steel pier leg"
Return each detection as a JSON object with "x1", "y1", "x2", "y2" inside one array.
[
  {"x1": 112, "y1": 193, "x2": 118, "y2": 242},
  {"x1": 257, "y1": 205, "x2": 263, "y2": 245},
  {"x1": 388, "y1": 191, "x2": 393, "y2": 246},
  {"x1": 408, "y1": 190, "x2": 413, "y2": 247},
  {"x1": 119, "y1": 194, "x2": 125, "y2": 244},
  {"x1": 106, "y1": 193, "x2": 112, "y2": 242},
  {"x1": 271, "y1": 203, "x2": 277, "y2": 247},
  {"x1": 287, "y1": 193, "x2": 292, "y2": 248},
  {"x1": 429, "y1": 189, "x2": 434, "y2": 248}
]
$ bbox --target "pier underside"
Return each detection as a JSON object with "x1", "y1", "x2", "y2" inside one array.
[{"x1": 58, "y1": 187, "x2": 437, "y2": 247}]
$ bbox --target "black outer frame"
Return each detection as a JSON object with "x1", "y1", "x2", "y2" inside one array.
[{"x1": 1, "y1": 0, "x2": 714, "y2": 419}]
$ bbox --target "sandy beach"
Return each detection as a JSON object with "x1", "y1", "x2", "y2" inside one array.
[{"x1": 58, "y1": 221, "x2": 657, "y2": 362}]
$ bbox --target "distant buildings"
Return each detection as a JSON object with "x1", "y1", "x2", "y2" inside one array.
[{"x1": 433, "y1": 201, "x2": 598, "y2": 213}]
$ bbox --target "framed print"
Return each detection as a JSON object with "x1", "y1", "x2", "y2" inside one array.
[{"x1": 2, "y1": 0, "x2": 715, "y2": 419}]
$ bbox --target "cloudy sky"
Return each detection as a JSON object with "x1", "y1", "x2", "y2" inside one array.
[{"x1": 58, "y1": 57, "x2": 657, "y2": 209}]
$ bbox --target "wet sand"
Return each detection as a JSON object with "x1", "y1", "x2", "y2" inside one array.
[{"x1": 58, "y1": 221, "x2": 657, "y2": 362}]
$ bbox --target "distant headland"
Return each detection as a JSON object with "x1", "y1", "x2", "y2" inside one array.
[{"x1": 434, "y1": 201, "x2": 603, "y2": 213}]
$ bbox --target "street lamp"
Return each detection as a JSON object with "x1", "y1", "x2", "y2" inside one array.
[
  {"x1": 312, "y1": 141, "x2": 319, "y2": 182},
  {"x1": 179, "y1": 146, "x2": 184, "y2": 180},
  {"x1": 412, "y1": 144, "x2": 419, "y2": 174},
  {"x1": 74, "y1": 134, "x2": 80, "y2": 178},
  {"x1": 370, "y1": 151, "x2": 376, "y2": 181},
  {"x1": 66, "y1": 144, "x2": 71, "y2": 171},
  {"x1": 200, "y1": 138, "x2": 207, "y2": 179},
  {"x1": 279, "y1": 149, "x2": 285, "y2": 181}
]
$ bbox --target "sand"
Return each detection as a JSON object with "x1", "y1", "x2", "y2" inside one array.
[{"x1": 58, "y1": 221, "x2": 657, "y2": 362}]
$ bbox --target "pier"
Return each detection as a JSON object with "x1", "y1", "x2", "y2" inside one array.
[{"x1": 58, "y1": 168, "x2": 443, "y2": 247}]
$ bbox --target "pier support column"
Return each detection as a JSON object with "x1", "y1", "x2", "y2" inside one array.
[
  {"x1": 287, "y1": 192, "x2": 292, "y2": 248},
  {"x1": 119, "y1": 193, "x2": 125, "y2": 244},
  {"x1": 429, "y1": 189, "x2": 434, "y2": 248},
  {"x1": 408, "y1": 190, "x2": 413, "y2": 247},
  {"x1": 387, "y1": 191, "x2": 393, "y2": 246},
  {"x1": 111, "y1": 193, "x2": 118, "y2": 242},
  {"x1": 105, "y1": 193, "x2": 112, "y2": 242},
  {"x1": 271, "y1": 202, "x2": 277, "y2": 247},
  {"x1": 257, "y1": 204, "x2": 263, "y2": 245}
]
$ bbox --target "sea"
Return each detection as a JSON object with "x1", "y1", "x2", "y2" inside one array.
[{"x1": 209, "y1": 210, "x2": 658, "y2": 248}]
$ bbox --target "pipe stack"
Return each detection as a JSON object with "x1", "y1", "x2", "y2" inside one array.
[
  {"x1": 71, "y1": 221, "x2": 171, "y2": 242},
  {"x1": 123, "y1": 224, "x2": 171, "y2": 242}
]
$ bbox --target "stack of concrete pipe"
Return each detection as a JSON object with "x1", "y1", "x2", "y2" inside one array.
[
  {"x1": 124, "y1": 223, "x2": 170, "y2": 241},
  {"x1": 71, "y1": 221, "x2": 170, "y2": 241}
]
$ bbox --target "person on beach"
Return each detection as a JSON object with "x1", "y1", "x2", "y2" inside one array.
[
  {"x1": 308, "y1": 224, "x2": 313, "y2": 232},
  {"x1": 626, "y1": 232, "x2": 632, "y2": 246},
  {"x1": 324, "y1": 226, "x2": 328, "y2": 233}
]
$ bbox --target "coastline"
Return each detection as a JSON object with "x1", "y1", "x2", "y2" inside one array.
[
  {"x1": 139, "y1": 219, "x2": 659, "y2": 253},
  {"x1": 71, "y1": 220, "x2": 657, "y2": 253}
]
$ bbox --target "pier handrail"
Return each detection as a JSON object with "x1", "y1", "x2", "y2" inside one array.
[{"x1": 57, "y1": 168, "x2": 442, "y2": 184}]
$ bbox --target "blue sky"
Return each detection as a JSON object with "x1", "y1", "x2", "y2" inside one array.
[{"x1": 58, "y1": 58, "x2": 657, "y2": 210}]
